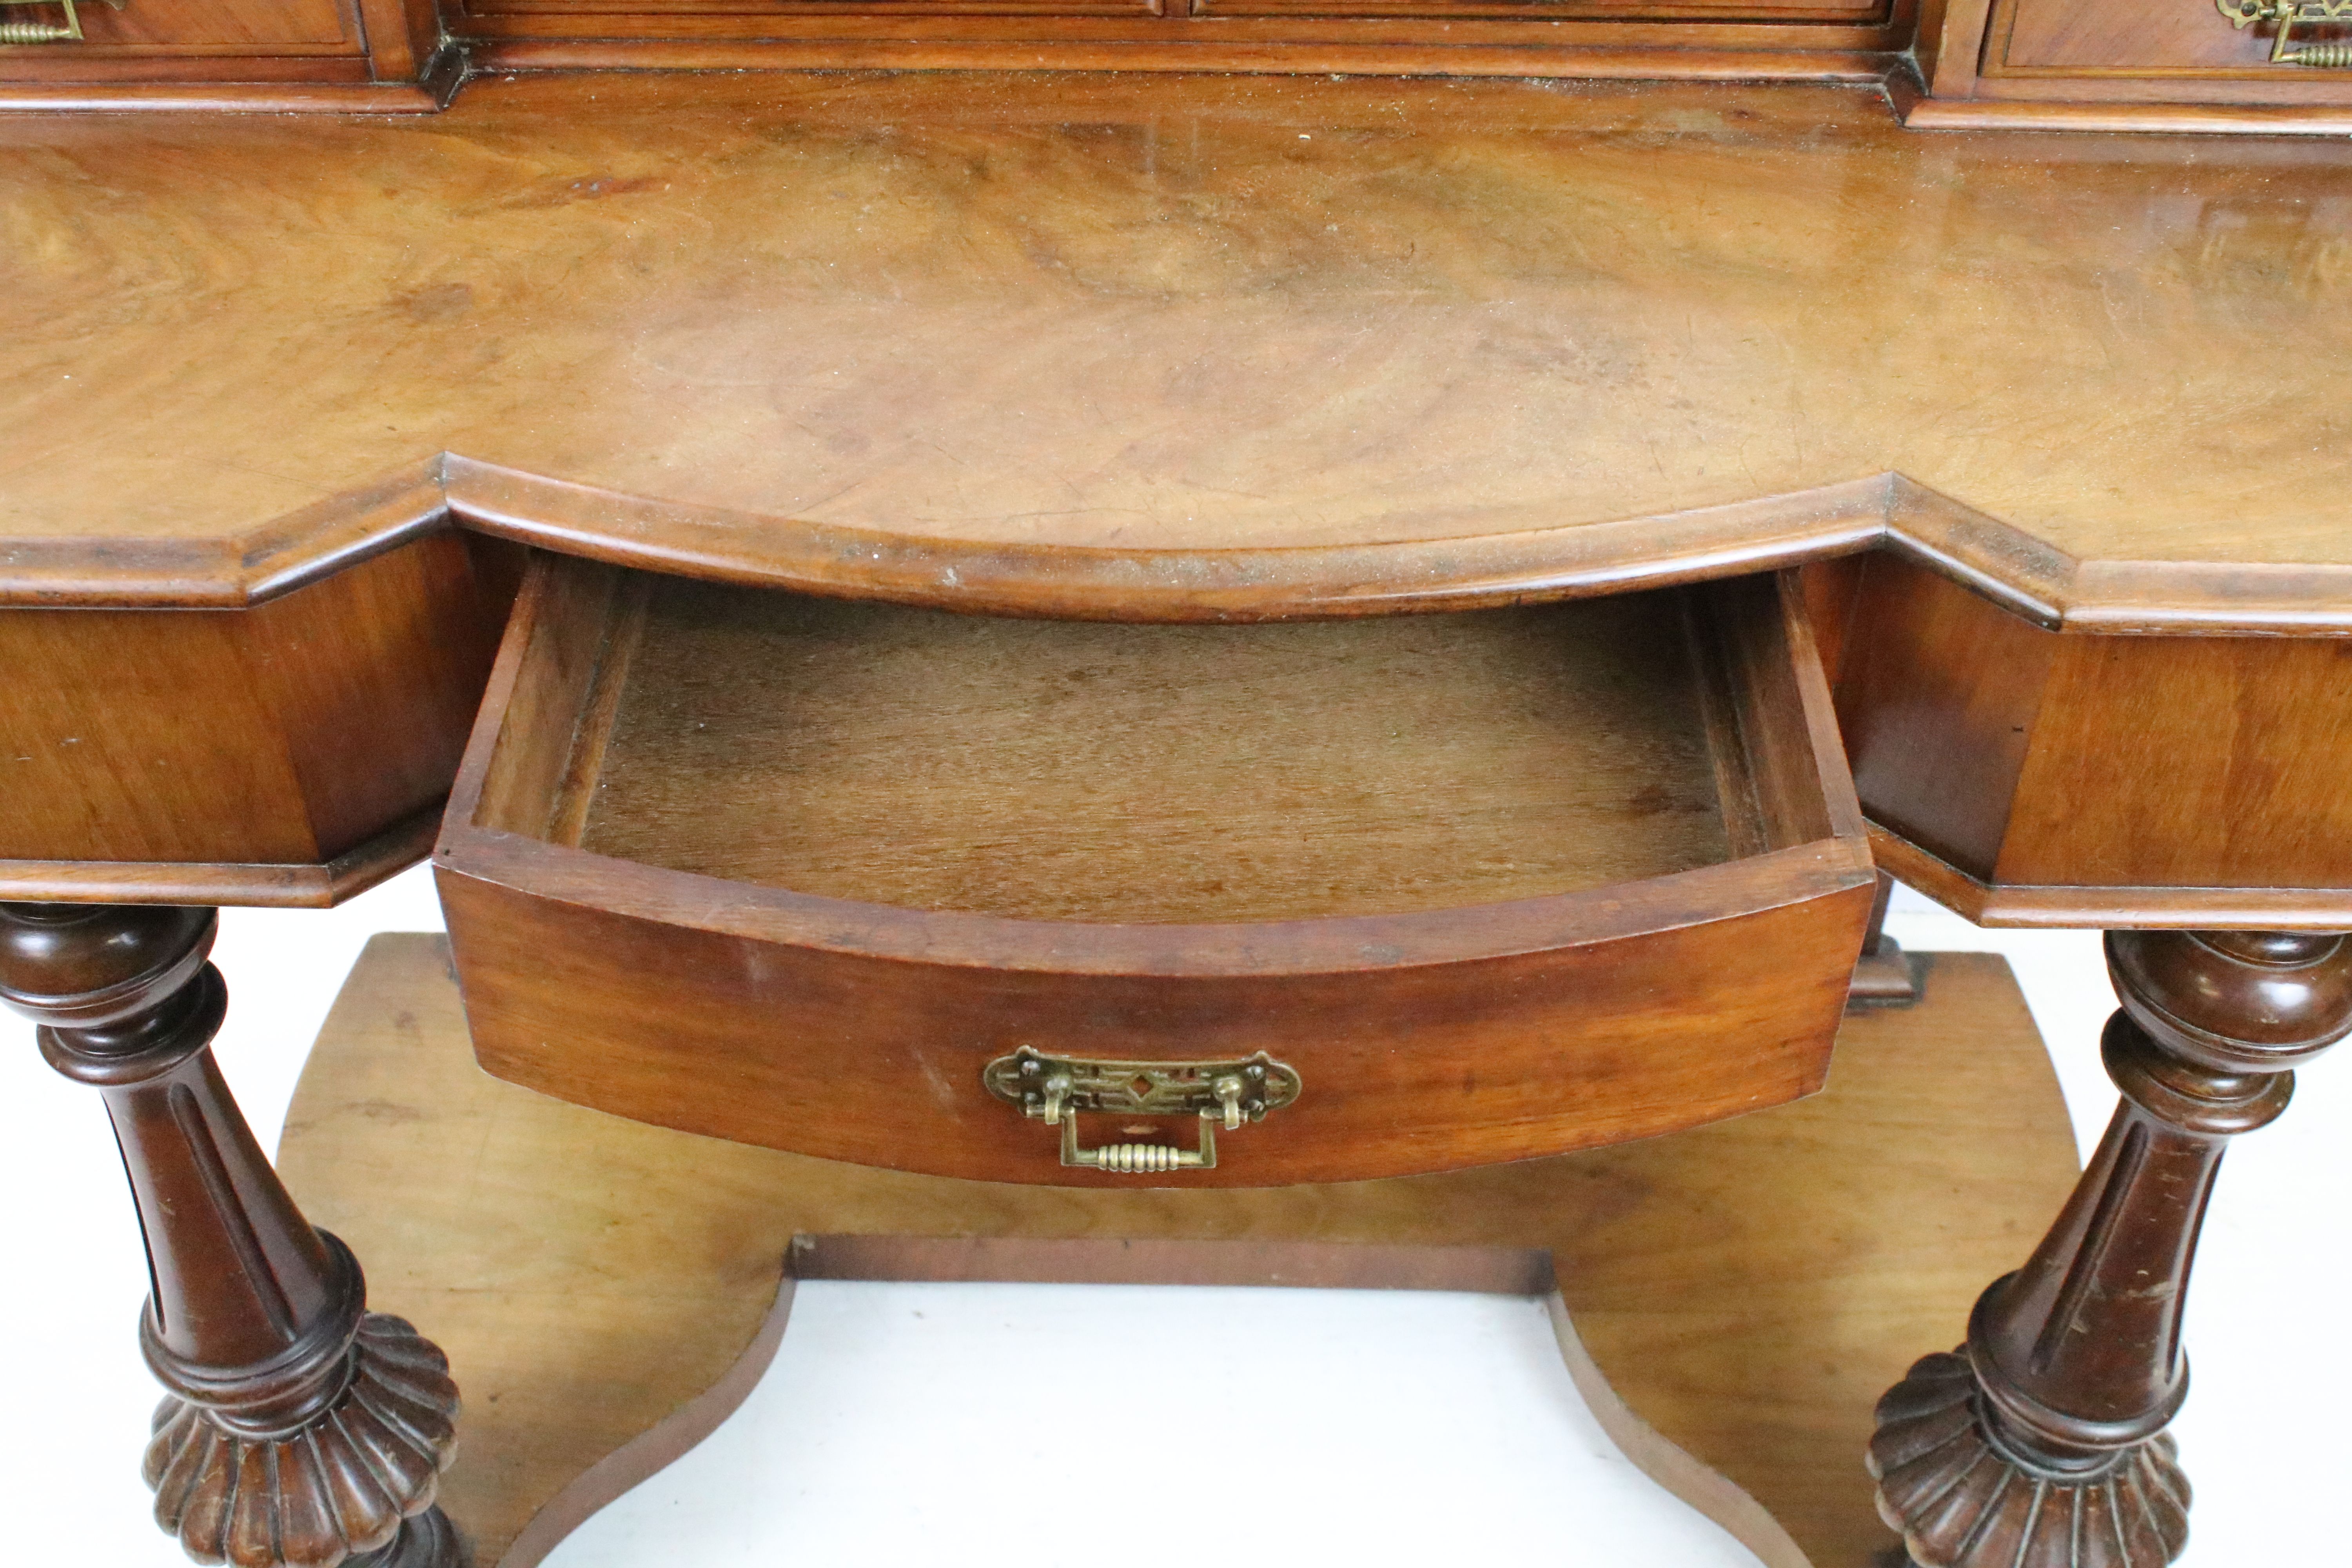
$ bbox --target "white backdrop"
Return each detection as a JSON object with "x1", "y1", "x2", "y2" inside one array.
[{"x1": 4, "y1": 870, "x2": 2344, "y2": 1565}]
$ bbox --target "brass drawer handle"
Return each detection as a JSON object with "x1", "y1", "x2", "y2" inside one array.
[
  {"x1": 982, "y1": 1048, "x2": 1301, "y2": 1174},
  {"x1": 0, "y1": 0, "x2": 119, "y2": 45},
  {"x1": 2218, "y1": 0, "x2": 2352, "y2": 65}
]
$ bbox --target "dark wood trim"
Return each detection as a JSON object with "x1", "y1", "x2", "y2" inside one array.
[{"x1": 0, "y1": 799, "x2": 444, "y2": 910}]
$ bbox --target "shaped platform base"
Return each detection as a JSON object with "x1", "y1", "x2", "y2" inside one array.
[{"x1": 277, "y1": 937, "x2": 2078, "y2": 1568}]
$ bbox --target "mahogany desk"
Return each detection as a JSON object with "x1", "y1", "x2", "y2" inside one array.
[{"x1": 4, "y1": 72, "x2": 2350, "y2": 1568}]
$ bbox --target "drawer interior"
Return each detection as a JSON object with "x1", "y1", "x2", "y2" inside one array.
[{"x1": 472, "y1": 562, "x2": 1813, "y2": 925}]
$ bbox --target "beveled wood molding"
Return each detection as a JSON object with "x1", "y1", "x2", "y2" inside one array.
[
  {"x1": 1899, "y1": 95, "x2": 2352, "y2": 135},
  {"x1": 0, "y1": 800, "x2": 445, "y2": 910},
  {"x1": 1868, "y1": 823, "x2": 2352, "y2": 931},
  {"x1": 462, "y1": 40, "x2": 1900, "y2": 82},
  {"x1": 0, "y1": 43, "x2": 466, "y2": 115},
  {"x1": 11, "y1": 457, "x2": 2352, "y2": 635},
  {"x1": 437, "y1": 828, "x2": 1875, "y2": 980}
]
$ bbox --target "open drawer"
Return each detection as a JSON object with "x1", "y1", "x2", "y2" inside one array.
[{"x1": 436, "y1": 556, "x2": 1875, "y2": 1187}]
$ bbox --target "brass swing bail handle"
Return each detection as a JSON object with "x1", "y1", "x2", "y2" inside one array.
[
  {"x1": 0, "y1": 0, "x2": 123, "y2": 46},
  {"x1": 982, "y1": 1048, "x2": 1303, "y2": 1175},
  {"x1": 2217, "y1": 0, "x2": 2352, "y2": 66}
]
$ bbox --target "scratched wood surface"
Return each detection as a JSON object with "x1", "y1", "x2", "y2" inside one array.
[{"x1": 278, "y1": 935, "x2": 2078, "y2": 1568}]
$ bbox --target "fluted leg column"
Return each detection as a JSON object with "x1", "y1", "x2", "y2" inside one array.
[
  {"x1": 0, "y1": 903, "x2": 464, "y2": 1568},
  {"x1": 1869, "y1": 930, "x2": 2352, "y2": 1567}
]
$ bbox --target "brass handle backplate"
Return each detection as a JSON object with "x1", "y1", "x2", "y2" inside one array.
[
  {"x1": 982, "y1": 1047, "x2": 1302, "y2": 1174},
  {"x1": 2218, "y1": 0, "x2": 2352, "y2": 66}
]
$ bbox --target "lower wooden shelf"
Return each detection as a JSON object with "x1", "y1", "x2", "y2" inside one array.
[{"x1": 277, "y1": 936, "x2": 2079, "y2": 1568}]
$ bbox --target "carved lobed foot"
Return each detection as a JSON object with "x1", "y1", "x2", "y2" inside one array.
[
  {"x1": 1870, "y1": 1351, "x2": 2189, "y2": 1568},
  {"x1": 145, "y1": 1314, "x2": 463, "y2": 1568}
]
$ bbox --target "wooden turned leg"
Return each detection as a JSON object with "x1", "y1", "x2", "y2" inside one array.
[
  {"x1": 1869, "y1": 930, "x2": 2352, "y2": 1567},
  {"x1": 0, "y1": 903, "x2": 464, "y2": 1568}
]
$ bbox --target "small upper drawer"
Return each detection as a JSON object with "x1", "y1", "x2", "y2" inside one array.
[
  {"x1": 1196, "y1": 0, "x2": 1877, "y2": 18},
  {"x1": 0, "y1": 0, "x2": 358, "y2": 49},
  {"x1": 1991, "y1": 0, "x2": 2352, "y2": 75},
  {"x1": 437, "y1": 554, "x2": 1874, "y2": 1187}
]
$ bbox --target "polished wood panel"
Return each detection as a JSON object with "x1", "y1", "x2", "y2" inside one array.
[
  {"x1": 1996, "y1": 0, "x2": 2340, "y2": 72},
  {"x1": 1833, "y1": 554, "x2": 2352, "y2": 926},
  {"x1": 1998, "y1": 633, "x2": 2352, "y2": 891},
  {"x1": 0, "y1": 533, "x2": 507, "y2": 900},
  {"x1": 281, "y1": 934, "x2": 2081, "y2": 1568},
  {"x1": 1836, "y1": 553, "x2": 2055, "y2": 882},
  {"x1": 7, "y1": 76, "x2": 2352, "y2": 617},
  {"x1": 437, "y1": 557, "x2": 1874, "y2": 1185}
]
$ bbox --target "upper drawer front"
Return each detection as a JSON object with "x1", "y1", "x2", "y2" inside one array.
[
  {"x1": 0, "y1": 0, "x2": 359, "y2": 49},
  {"x1": 1992, "y1": 0, "x2": 2352, "y2": 74},
  {"x1": 458, "y1": 0, "x2": 1890, "y2": 25},
  {"x1": 1196, "y1": 0, "x2": 1876, "y2": 17},
  {"x1": 437, "y1": 554, "x2": 1875, "y2": 1188}
]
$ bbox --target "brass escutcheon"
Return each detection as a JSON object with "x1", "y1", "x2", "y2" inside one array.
[{"x1": 981, "y1": 1047, "x2": 1302, "y2": 1173}]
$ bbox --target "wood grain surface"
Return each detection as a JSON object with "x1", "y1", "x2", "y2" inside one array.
[
  {"x1": 579, "y1": 578, "x2": 1733, "y2": 922},
  {"x1": 278, "y1": 933, "x2": 2080, "y2": 1568},
  {"x1": 0, "y1": 532, "x2": 508, "y2": 899},
  {"x1": 1827, "y1": 551, "x2": 2352, "y2": 927},
  {"x1": 5, "y1": 73, "x2": 2350, "y2": 626}
]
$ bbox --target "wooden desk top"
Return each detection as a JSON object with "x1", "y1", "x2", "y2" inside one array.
[{"x1": 4, "y1": 73, "x2": 2349, "y2": 628}]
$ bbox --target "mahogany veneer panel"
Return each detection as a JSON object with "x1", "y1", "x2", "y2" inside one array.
[
  {"x1": 0, "y1": 533, "x2": 505, "y2": 890},
  {"x1": 1905, "y1": 0, "x2": 2352, "y2": 125},
  {"x1": 1827, "y1": 552, "x2": 2352, "y2": 924},
  {"x1": 8, "y1": 76, "x2": 2352, "y2": 609},
  {"x1": 1994, "y1": 0, "x2": 2339, "y2": 73},
  {"x1": 1, "y1": 0, "x2": 361, "y2": 48},
  {"x1": 578, "y1": 582, "x2": 1733, "y2": 924},
  {"x1": 282, "y1": 935, "x2": 2080, "y2": 1568},
  {"x1": 437, "y1": 555, "x2": 1875, "y2": 1186}
]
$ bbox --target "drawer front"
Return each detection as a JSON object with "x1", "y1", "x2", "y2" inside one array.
[
  {"x1": 437, "y1": 555, "x2": 1874, "y2": 1187},
  {"x1": 441, "y1": 857, "x2": 1871, "y2": 1186},
  {"x1": 467, "y1": 0, "x2": 1874, "y2": 14},
  {"x1": 0, "y1": 0, "x2": 360, "y2": 50},
  {"x1": 1991, "y1": 0, "x2": 2352, "y2": 76},
  {"x1": 1193, "y1": 0, "x2": 1877, "y2": 18},
  {"x1": 450, "y1": 0, "x2": 1901, "y2": 45}
]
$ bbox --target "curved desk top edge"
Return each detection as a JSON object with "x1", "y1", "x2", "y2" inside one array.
[{"x1": 6, "y1": 457, "x2": 2350, "y2": 635}]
